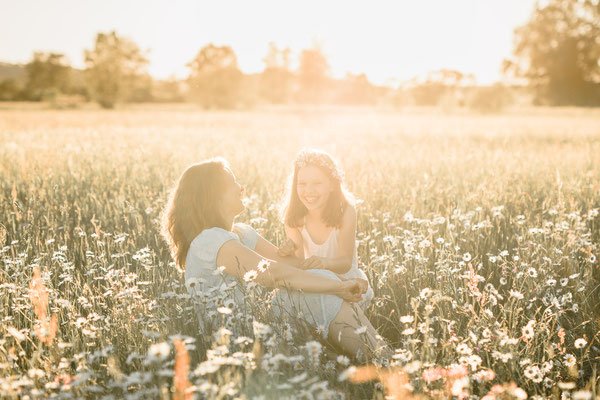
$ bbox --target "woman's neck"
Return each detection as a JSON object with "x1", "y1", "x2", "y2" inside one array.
[{"x1": 223, "y1": 214, "x2": 235, "y2": 231}]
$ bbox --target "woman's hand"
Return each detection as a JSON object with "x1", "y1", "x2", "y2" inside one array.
[
  {"x1": 302, "y1": 255, "x2": 328, "y2": 270},
  {"x1": 277, "y1": 239, "x2": 296, "y2": 257},
  {"x1": 333, "y1": 279, "x2": 366, "y2": 303}
]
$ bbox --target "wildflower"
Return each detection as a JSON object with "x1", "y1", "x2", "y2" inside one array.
[
  {"x1": 574, "y1": 338, "x2": 587, "y2": 349},
  {"x1": 400, "y1": 315, "x2": 414, "y2": 324},
  {"x1": 422, "y1": 367, "x2": 445, "y2": 383},
  {"x1": 243, "y1": 270, "x2": 258, "y2": 282},
  {"x1": 29, "y1": 266, "x2": 58, "y2": 346},
  {"x1": 354, "y1": 326, "x2": 367, "y2": 335},
  {"x1": 451, "y1": 376, "x2": 469, "y2": 397},
  {"x1": 404, "y1": 360, "x2": 421, "y2": 374},
  {"x1": 252, "y1": 320, "x2": 272, "y2": 338},
  {"x1": 527, "y1": 268, "x2": 538, "y2": 278},
  {"x1": 257, "y1": 259, "x2": 270, "y2": 272},
  {"x1": 509, "y1": 290, "x2": 524, "y2": 300},
  {"x1": 523, "y1": 365, "x2": 543, "y2": 383},
  {"x1": 419, "y1": 239, "x2": 431, "y2": 248},
  {"x1": 558, "y1": 382, "x2": 576, "y2": 390},
  {"x1": 402, "y1": 328, "x2": 415, "y2": 336},
  {"x1": 462, "y1": 253, "x2": 472, "y2": 262},
  {"x1": 173, "y1": 339, "x2": 191, "y2": 400},
  {"x1": 465, "y1": 355, "x2": 482, "y2": 371},
  {"x1": 572, "y1": 391, "x2": 593, "y2": 400},
  {"x1": 473, "y1": 369, "x2": 495, "y2": 382},
  {"x1": 217, "y1": 306, "x2": 232, "y2": 315},
  {"x1": 560, "y1": 278, "x2": 569, "y2": 287},
  {"x1": 338, "y1": 366, "x2": 357, "y2": 382},
  {"x1": 392, "y1": 349, "x2": 413, "y2": 362},
  {"x1": 563, "y1": 354, "x2": 576, "y2": 367},
  {"x1": 288, "y1": 372, "x2": 307, "y2": 384},
  {"x1": 546, "y1": 278, "x2": 557, "y2": 287},
  {"x1": 336, "y1": 355, "x2": 350, "y2": 366},
  {"x1": 492, "y1": 351, "x2": 513, "y2": 363},
  {"x1": 6, "y1": 326, "x2": 26, "y2": 342},
  {"x1": 305, "y1": 341, "x2": 322, "y2": 364},
  {"x1": 521, "y1": 320, "x2": 535, "y2": 341},
  {"x1": 148, "y1": 342, "x2": 170, "y2": 362},
  {"x1": 455, "y1": 343, "x2": 472, "y2": 355}
]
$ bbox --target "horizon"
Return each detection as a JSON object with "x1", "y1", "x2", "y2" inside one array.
[{"x1": 1, "y1": 0, "x2": 536, "y2": 85}]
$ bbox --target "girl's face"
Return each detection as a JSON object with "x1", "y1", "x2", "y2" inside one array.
[
  {"x1": 296, "y1": 164, "x2": 334, "y2": 212},
  {"x1": 221, "y1": 168, "x2": 245, "y2": 218}
]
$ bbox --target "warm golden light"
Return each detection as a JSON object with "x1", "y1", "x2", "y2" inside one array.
[{"x1": 1, "y1": 0, "x2": 536, "y2": 84}]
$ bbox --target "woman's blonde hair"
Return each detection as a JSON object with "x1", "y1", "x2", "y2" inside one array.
[
  {"x1": 282, "y1": 149, "x2": 354, "y2": 228},
  {"x1": 161, "y1": 158, "x2": 230, "y2": 268}
]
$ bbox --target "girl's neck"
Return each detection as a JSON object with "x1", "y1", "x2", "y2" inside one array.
[{"x1": 305, "y1": 209, "x2": 324, "y2": 224}]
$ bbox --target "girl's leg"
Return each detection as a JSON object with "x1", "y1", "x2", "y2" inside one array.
[{"x1": 327, "y1": 301, "x2": 392, "y2": 364}]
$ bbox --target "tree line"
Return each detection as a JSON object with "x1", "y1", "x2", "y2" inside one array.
[{"x1": 0, "y1": 0, "x2": 598, "y2": 109}]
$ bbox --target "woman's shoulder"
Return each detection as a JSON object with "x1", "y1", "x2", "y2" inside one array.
[
  {"x1": 191, "y1": 227, "x2": 238, "y2": 250},
  {"x1": 232, "y1": 222, "x2": 259, "y2": 250}
]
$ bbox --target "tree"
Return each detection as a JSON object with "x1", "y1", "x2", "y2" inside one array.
[
  {"x1": 408, "y1": 69, "x2": 466, "y2": 106},
  {"x1": 505, "y1": 0, "x2": 600, "y2": 106},
  {"x1": 260, "y1": 43, "x2": 293, "y2": 104},
  {"x1": 335, "y1": 73, "x2": 378, "y2": 105},
  {"x1": 297, "y1": 46, "x2": 329, "y2": 103},
  {"x1": 84, "y1": 31, "x2": 149, "y2": 109},
  {"x1": 24, "y1": 52, "x2": 70, "y2": 101},
  {"x1": 0, "y1": 79, "x2": 21, "y2": 101},
  {"x1": 187, "y1": 44, "x2": 242, "y2": 109}
]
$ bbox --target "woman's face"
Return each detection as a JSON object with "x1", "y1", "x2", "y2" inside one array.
[
  {"x1": 221, "y1": 168, "x2": 245, "y2": 218},
  {"x1": 296, "y1": 164, "x2": 333, "y2": 212}
]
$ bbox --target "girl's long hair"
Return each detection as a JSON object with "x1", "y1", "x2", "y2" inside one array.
[
  {"x1": 161, "y1": 158, "x2": 229, "y2": 269},
  {"x1": 282, "y1": 149, "x2": 354, "y2": 228}
]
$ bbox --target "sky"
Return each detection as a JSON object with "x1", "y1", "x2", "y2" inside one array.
[{"x1": 0, "y1": 0, "x2": 537, "y2": 85}]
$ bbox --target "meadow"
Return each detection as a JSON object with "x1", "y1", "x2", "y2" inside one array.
[{"x1": 1, "y1": 104, "x2": 599, "y2": 399}]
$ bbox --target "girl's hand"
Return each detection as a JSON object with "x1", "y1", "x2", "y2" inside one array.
[
  {"x1": 277, "y1": 239, "x2": 296, "y2": 257},
  {"x1": 334, "y1": 279, "x2": 364, "y2": 303},
  {"x1": 355, "y1": 278, "x2": 368, "y2": 295},
  {"x1": 302, "y1": 255, "x2": 328, "y2": 270}
]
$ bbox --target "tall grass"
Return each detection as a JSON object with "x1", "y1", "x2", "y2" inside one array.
[{"x1": 1, "y1": 105, "x2": 599, "y2": 399}]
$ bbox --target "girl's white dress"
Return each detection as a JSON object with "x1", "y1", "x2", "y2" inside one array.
[
  {"x1": 300, "y1": 226, "x2": 374, "y2": 309},
  {"x1": 185, "y1": 223, "x2": 344, "y2": 339}
]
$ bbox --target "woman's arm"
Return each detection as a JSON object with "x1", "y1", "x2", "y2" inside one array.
[
  {"x1": 216, "y1": 239, "x2": 363, "y2": 302},
  {"x1": 304, "y1": 205, "x2": 356, "y2": 274}
]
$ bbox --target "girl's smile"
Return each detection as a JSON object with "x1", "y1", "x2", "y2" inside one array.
[{"x1": 296, "y1": 165, "x2": 333, "y2": 212}]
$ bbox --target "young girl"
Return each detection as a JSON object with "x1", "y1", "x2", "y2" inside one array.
[{"x1": 279, "y1": 149, "x2": 374, "y2": 308}]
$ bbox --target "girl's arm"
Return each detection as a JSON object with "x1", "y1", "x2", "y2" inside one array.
[
  {"x1": 304, "y1": 205, "x2": 357, "y2": 274},
  {"x1": 284, "y1": 224, "x2": 305, "y2": 259},
  {"x1": 216, "y1": 239, "x2": 363, "y2": 302},
  {"x1": 254, "y1": 232, "x2": 304, "y2": 267}
]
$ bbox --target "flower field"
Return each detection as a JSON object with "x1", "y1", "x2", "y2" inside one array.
[{"x1": 1, "y1": 105, "x2": 599, "y2": 399}]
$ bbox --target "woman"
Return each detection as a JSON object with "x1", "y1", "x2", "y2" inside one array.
[{"x1": 161, "y1": 157, "x2": 388, "y2": 362}]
